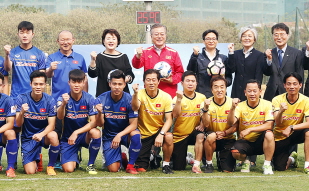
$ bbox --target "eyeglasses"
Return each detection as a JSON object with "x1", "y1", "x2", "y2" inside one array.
[
  {"x1": 273, "y1": 33, "x2": 287, "y2": 38},
  {"x1": 205, "y1": 38, "x2": 217, "y2": 41}
]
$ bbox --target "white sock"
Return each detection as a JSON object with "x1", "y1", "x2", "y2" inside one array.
[
  {"x1": 193, "y1": 160, "x2": 200, "y2": 166},
  {"x1": 263, "y1": 160, "x2": 271, "y2": 166},
  {"x1": 163, "y1": 161, "x2": 170, "y2": 166},
  {"x1": 304, "y1": 161, "x2": 309, "y2": 168},
  {"x1": 289, "y1": 156, "x2": 295, "y2": 164},
  {"x1": 206, "y1": 160, "x2": 212, "y2": 165}
]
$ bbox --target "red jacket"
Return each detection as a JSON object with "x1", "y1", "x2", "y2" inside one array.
[{"x1": 132, "y1": 46, "x2": 184, "y2": 97}]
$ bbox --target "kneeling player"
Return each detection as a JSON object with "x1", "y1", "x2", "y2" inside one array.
[
  {"x1": 272, "y1": 72, "x2": 309, "y2": 173},
  {"x1": 202, "y1": 76, "x2": 236, "y2": 173},
  {"x1": 172, "y1": 71, "x2": 205, "y2": 173},
  {"x1": 57, "y1": 69, "x2": 101, "y2": 174},
  {"x1": 0, "y1": 73, "x2": 18, "y2": 177},
  {"x1": 16, "y1": 71, "x2": 59, "y2": 175},
  {"x1": 227, "y1": 79, "x2": 275, "y2": 174},
  {"x1": 96, "y1": 70, "x2": 141, "y2": 174}
]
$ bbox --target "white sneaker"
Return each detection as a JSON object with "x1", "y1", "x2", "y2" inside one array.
[
  {"x1": 241, "y1": 161, "x2": 250, "y2": 172},
  {"x1": 263, "y1": 164, "x2": 274, "y2": 175}
]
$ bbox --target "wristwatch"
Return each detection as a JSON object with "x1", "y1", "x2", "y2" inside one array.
[
  {"x1": 160, "y1": 131, "x2": 165, "y2": 136},
  {"x1": 289, "y1": 125, "x2": 294, "y2": 131}
]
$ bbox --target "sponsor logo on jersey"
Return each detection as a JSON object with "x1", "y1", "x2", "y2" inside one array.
[
  {"x1": 166, "y1": 56, "x2": 171, "y2": 59},
  {"x1": 260, "y1": 112, "x2": 265, "y2": 115},
  {"x1": 156, "y1": 104, "x2": 161, "y2": 107},
  {"x1": 80, "y1": 105, "x2": 86, "y2": 110},
  {"x1": 16, "y1": 62, "x2": 37, "y2": 67},
  {"x1": 66, "y1": 113, "x2": 88, "y2": 119},
  {"x1": 145, "y1": 109, "x2": 163, "y2": 115},
  {"x1": 296, "y1": 109, "x2": 302, "y2": 113},
  {"x1": 15, "y1": 54, "x2": 20, "y2": 58},
  {"x1": 0, "y1": 117, "x2": 5, "y2": 121},
  {"x1": 181, "y1": 112, "x2": 200, "y2": 117},
  {"x1": 212, "y1": 118, "x2": 227, "y2": 123},
  {"x1": 24, "y1": 113, "x2": 47, "y2": 120},
  {"x1": 30, "y1": 55, "x2": 36, "y2": 59},
  {"x1": 91, "y1": 146, "x2": 100, "y2": 150},
  {"x1": 196, "y1": 104, "x2": 200, "y2": 108},
  {"x1": 105, "y1": 106, "x2": 110, "y2": 109},
  {"x1": 0, "y1": 108, "x2": 4, "y2": 112},
  {"x1": 225, "y1": 110, "x2": 230, "y2": 114},
  {"x1": 120, "y1": 107, "x2": 126, "y2": 111},
  {"x1": 242, "y1": 120, "x2": 264, "y2": 126},
  {"x1": 105, "y1": 113, "x2": 126, "y2": 119},
  {"x1": 40, "y1": 108, "x2": 46, "y2": 112},
  {"x1": 282, "y1": 116, "x2": 300, "y2": 121},
  {"x1": 72, "y1": 60, "x2": 78, "y2": 64}
]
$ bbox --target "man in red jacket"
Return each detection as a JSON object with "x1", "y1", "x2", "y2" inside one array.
[{"x1": 132, "y1": 24, "x2": 184, "y2": 98}]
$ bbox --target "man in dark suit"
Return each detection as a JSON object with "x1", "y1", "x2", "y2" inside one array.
[
  {"x1": 263, "y1": 23, "x2": 303, "y2": 101},
  {"x1": 302, "y1": 41, "x2": 309, "y2": 96}
]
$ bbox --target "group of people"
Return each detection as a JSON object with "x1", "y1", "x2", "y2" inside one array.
[{"x1": 0, "y1": 20, "x2": 309, "y2": 178}]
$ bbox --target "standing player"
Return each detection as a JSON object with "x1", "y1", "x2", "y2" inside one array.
[
  {"x1": 15, "y1": 71, "x2": 59, "y2": 175},
  {"x1": 131, "y1": 69, "x2": 174, "y2": 174},
  {"x1": 171, "y1": 71, "x2": 205, "y2": 173},
  {"x1": 96, "y1": 70, "x2": 141, "y2": 174},
  {"x1": 272, "y1": 72, "x2": 309, "y2": 173},
  {"x1": 57, "y1": 69, "x2": 101, "y2": 174},
  {"x1": 227, "y1": 79, "x2": 275, "y2": 174},
  {"x1": 0, "y1": 73, "x2": 18, "y2": 177},
  {"x1": 202, "y1": 76, "x2": 236, "y2": 173},
  {"x1": 132, "y1": 24, "x2": 184, "y2": 98}
]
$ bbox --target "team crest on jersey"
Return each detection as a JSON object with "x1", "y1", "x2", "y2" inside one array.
[
  {"x1": 166, "y1": 56, "x2": 171, "y2": 59},
  {"x1": 260, "y1": 112, "x2": 265, "y2": 115},
  {"x1": 105, "y1": 106, "x2": 110, "y2": 109},
  {"x1": 40, "y1": 108, "x2": 46, "y2": 112},
  {"x1": 0, "y1": 108, "x2": 4, "y2": 112},
  {"x1": 156, "y1": 104, "x2": 161, "y2": 107},
  {"x1": 72, "y1": 60, "x2": 78, "y2": 64},
  {"x1": 15, "y1": 54, "x2": 20, "y2": 58},
  {"x1": 120, "y1": 107, "x2": 126, "y2": 111},
  {"x1": 80, "y1": 105, "x2": 87, "y2": 110},
  {"x1": 243, "y1": 112, "x2": 248, "y2": 116},
  {"x1": 30, "y1": 55, "x2": 36, "y2": 59},
  {"x1": 148, "y1": 55, "x2": 152, "y2": 58},
  {"x1": 196, "y1": 104, "x2": 200, "y2": 108},
  {"x1": 296, "y1": 109, "x2": 302, "y2": 113}
]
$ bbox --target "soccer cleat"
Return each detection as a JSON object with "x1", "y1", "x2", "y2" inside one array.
[
  {"x1": 241, "y1": 161, "x2": 250, "y2": 173},
  {"x1": 6, "y1": 167, "x2": 16, "y2": 178},
  {"x1": 192, "y1": 165, "x2": 202, "y2": 173},
  {"x1": 304, "y1": 166, "x2": 309, "y2": 174},
  {"x1": 86, "y1": 164, "x2": 98, "y2": 175},
  {"x1": 0, "y1": 163, "x2": 2, "y2": 171},
  {"x1": 186, "y1": 152, "x2": 195, "y2": 166},
  {"x1": 150, "y1": 150, "x2": 162, "y2": 169},
  {"x1": 262, "y1": 165, "x2": 274, "y2": 175},
  {"x1": 54, "y1": 161, "x2": 62, "y2": 170},
  {"x1": 291, "y1": 151, "x2": 299, "y2": 168},
  {"x1": 121, "y1": 152, "x2": 128, "y2": 169},
  {"x1": 47, "y1": 166, "x2": 56, "y2": 176},
  {"x1": 126, "y1": 164, "x2": 138, "y2": 174},
  {"x1": 162, "y1": 165, "x2": 174, "y2": 174},
  {"x1": 204, "y1": 163, "x2": 214, "y2": 173},
  {"x1": 37, "y1": 154, "x2": 43, "y2": 172},
  {"x1": 136, "y1": 167, "x2": 147, "y2": 172}
]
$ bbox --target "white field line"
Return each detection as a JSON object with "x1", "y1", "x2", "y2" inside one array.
[{"x1": 0, "y1": 175, "x2": 305, "y2": 181}]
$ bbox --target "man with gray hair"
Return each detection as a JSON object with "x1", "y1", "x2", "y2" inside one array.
[{"x1": 132, "y1": 24, "x2": 184, "y2": 98}]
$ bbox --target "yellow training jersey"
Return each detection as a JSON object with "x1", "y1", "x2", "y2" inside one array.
[
  {"x1": 272, "y1": 93, "x2": 309, "y2": 141},
  {"x1": 235, "y1": 99, "x2": 274, "y2": 142},
  {"x1": 172, "y1": 92, "x2": 206, "y2": 143},
  {"x1": 207, "y1": 96, "x2": 235, "y2": 140},
  {"x1": 137, "y1": 89, "x2": 173, "y2": 139}
]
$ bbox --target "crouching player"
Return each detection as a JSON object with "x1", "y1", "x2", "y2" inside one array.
[
  {"x1": 96, "y1": 70, "x2": 141, "y2": 174},
  {"x1": 202, "y1": 76, "x2": 236, "y2": 173},
  {"x1": 227, "y1": 79, "x2": 275, "y2": 174},
  {"x1": 57, "y1": 69, "x2": 101, "y2": 174},
  {"x1": 0, "y1": 73, "x2": 17, "y2": 177},
  {"x1": 172, "y1": 71, "x2": 205, "y2": 173},
  {"x1": 272, "y1": 72, "x2": 309, "y2": 173},
  {"x1": 16, "y1": 71, "x2": 59, "y2": 175}
]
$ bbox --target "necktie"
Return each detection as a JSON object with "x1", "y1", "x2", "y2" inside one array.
[{"x1": 278, "y1": 49, "x2": 283, "y2": 68}]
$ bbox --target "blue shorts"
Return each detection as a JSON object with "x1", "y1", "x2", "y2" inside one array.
[
  {"x1": 21, "y1": 137, "x2": 48, "y2": 165},
  {"x1": 60, "y1": 133, "x2": 88, "y2": 165},
  {"x1": 103, "y1": 135, "x2": 128, "y2": 167}
]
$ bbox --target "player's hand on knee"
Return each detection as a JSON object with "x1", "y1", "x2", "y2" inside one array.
[
  {"x1": 154, "y1": 134, "x2": 164, "y2": 147},
  {"x1": 90, "y1": 51, "x2": 97, "y2": 61},
  {"x1": 32, "y1": 133, "x2": 43, "y2": 142},
  {"x1": 216, "y1": 131, "x2": 224, "y2": 140},
  {"x1": 62, "y1": 93, "x2": 70, "y2": 105},
  {"x1": 4, "y1": 44, "x2": 11, "y2": 55},
  {"x1": 282, "y1": 126, "x2": 292, "y2": 137},
  {"x1": 21, "y1": 103, "x2": 29, "y2": 113},
  {"x1": 68, "y1": 132, "x2": 78, "y2": 145},
  {"x1": 111, "y1": 135, "x2": 121, "y2": 149},
  {"x1": 240, "y1": 129, "x2": 251, "y2": 139},
  {"x1": 195, "y1": 125, "x2": 204, "y2": 132}
]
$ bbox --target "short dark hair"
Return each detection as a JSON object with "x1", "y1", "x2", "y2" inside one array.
[
  {"x1": 69, "y1": 69, "x2": 85, "y2": 81},
  {"x1": 246, "y1": 79, "x2": 261, "y2": 89},
  {"x1": 210, "y1": 75, "x2": 227, "y2": 88},
  {"x1": 0, "y1": 73, "x2": 4, "y2": 84},
  {"x1": 30, "y1": 70, "x2": 47, "y2": 83},
  {"x1": 202, "y1": 29, "x2": 219, "y2": 40},
  {"x1": 102, "y1": 29, "x2": 121, "y2": 47},
  {"x1": 18, "y1": 21, "x2": 34, "y2": 31},
  {"x1": 283, "y1": 72, "x2": 302, "y2": 84},
  {"x1": 181, "y1": 71, "x2": 197, "y2": 81},
  {"x1": 143, "y1": 69, "x2": 160, "y2": 81},
  {"x1": 109, "y1": 69, "x2": 125, "y2": 82},
  {"x1": 150, "y1": 24, "x2": 167, "y2": 35},
  {"x1": 271, "y1": 23, "x2": 289, "y2": 35}
]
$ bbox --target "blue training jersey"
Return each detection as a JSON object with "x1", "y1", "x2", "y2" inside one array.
[
  {"x1": 46, "y1": 50, "x2": 87, "y2": 100},
  {"x1": 58, "y1": 91, "x2": 97, "y2": 142},
  {"x1": 96, "y1": 91, "x2": 138, "y2": 140},
  {"x1": 0, "y1": 93, "x2": 16, "y2": 127},
  {"x1": 10, "y1": 46, "x2": 46, "y2": 98},
  {"x1": 16, "y1": 92, "x2": 56, "y2": 140},
  {"x1": 0, "y1": 56, "x2": 8, "y2": 76}
]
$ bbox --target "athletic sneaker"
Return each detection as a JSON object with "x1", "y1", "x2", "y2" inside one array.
[
  {"x1": 192, "y1": 165, "x2": 202, "y2": 173},
  {"x1": 126, "y1": 164, "x2": 138, "y2": 174},
  {"x1": 86, "y1": 164, "x2": 98, "y2": 175},
  {"x1": 186, "y1": 152, "x2": 194, "y2": 166},
  {"x1": 303, "y1": 166, "x2": 309, "y2": 174},
  {"x1": 162, "y1": 165, "x2": 174, "y2": 174},
  {"x1": 150, "y1": 150, "x2": 162, "y2": 169},
  {"x1": 47, "y1": 166, "x2": 56, "y2": 176},
  {"x1": 37, "y1": 154, "x2": 43, "y2": 172},
  {"x1": 136, "y1": 167, "x2": 147, "y2": 172},
  {"x1": 241, "y1": 161, "x2": 250, "y2": 172},
  {"x1": 205, "y1": 163, "x2": 214, "y2": 173},
  {"x1": 6, "y1": 167, "x2": 16, "y2": 178},
  {"x1": 291, "y1": 151, "x2": 299, "y2": 168},
  {"x1": 262, "y1": 165, "x2": 274, "y2": 175},
  {"x1": 54, "y1": 161, "x2": 62, "y2": 170}
]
